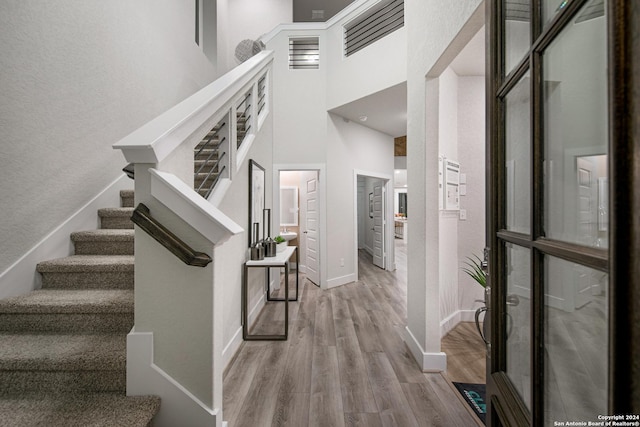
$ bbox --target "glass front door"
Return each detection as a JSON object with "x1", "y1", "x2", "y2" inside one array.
[{"x1": 486, "y1": 0, "x2": 616, "y2": 424}]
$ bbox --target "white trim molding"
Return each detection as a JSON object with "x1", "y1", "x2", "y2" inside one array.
[
  {"x1": 113, "y1": 52, "x2": 273, "y2": 165},
  {"x1": 404, "y1": 326, "x2": 447, "y2": 372},
  {"x1": 326, "y1": 273, "x2": 356, "y2": 289},
  {"x1": 149, "y1": 169, "x2": 243, "y2": 244},
  {"x1": 127, "y1": 331, "x2": 222, "y2": 427}
]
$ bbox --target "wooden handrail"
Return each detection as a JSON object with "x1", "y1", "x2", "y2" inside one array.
[{"x1": 131, "y1": 203, "x2": 212, "y2": 267}]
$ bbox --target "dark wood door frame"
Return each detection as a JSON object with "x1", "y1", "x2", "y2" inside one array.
[
  {"x1": 609, "y1": 0, "x2": 640, "y2": 414},
  {"x1": 485, "y1": 0, "x2": 640, "y2": 424}
]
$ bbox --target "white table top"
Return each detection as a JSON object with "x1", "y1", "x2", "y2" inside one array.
[{"x1": 246, "y1": 245, "x2": 296, "y2": 267}]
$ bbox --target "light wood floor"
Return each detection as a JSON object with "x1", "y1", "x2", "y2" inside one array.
[{"x1": 223, "y1": 240, "x2": 484, "y2": 427}]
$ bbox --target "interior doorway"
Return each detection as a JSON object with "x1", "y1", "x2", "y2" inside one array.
[
  {"x1": 355, "y1": 172, "x2": 393, "y2": 278},
  {"x1": 275, "y1": 167, "x2": 324, "y2": 288}
]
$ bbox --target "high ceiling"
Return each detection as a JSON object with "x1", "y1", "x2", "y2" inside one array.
[
  {"x1": 328, "y1": 27, "x2": 485, "y2": 141},
  {"x1": 328, "y1": 82, "x2": 407, "y2": 138}
]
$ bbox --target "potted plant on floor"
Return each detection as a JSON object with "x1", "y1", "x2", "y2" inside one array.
[{"x1": 462, "y1": 254, "x2": 489, "y2": 345}]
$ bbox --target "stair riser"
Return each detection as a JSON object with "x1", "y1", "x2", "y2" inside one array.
[
  {"x1": 74, "y1": 241, "x2": 134, "y2": 256},
  {"x1": 121, "y1": 195, "x2": 134, "y2": 208},
  {"x1": 100, "y1": 217, "x2": 134, "y2": 230},
  {"x1": 0, "y1": 370, "x2": 125, "y2": 393},
  {"x1": 40, "y1": 272, "x2": 134, "y2": 290},
  {"x1": 0, "y1": 313, "x2": 133, "y2": 334}
]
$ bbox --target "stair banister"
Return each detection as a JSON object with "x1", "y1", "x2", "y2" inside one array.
[
  {"x1": 114, "y1": 51, "x2": 271, "y2": 427},
  {"x1": 130, "y1": 203, "x2": 212, "y2": 267}
]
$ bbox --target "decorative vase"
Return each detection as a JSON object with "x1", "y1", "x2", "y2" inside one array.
[
  {"x1": 250, "y1": 222, "x2": 264, "y2": 260},
  {"x1": 263, "y1": 209, "x2": 276, "y2": 257}
]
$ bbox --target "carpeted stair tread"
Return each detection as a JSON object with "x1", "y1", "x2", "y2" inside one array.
[
  {"x1": 0, "y1": 334, "x2": 125, "y2": 371},
  {"x1": 71, "y1": 229, "x2": 134, "y2": 242},
  {"x1": 0, "y1": 289, "x2": 133, "y2": 314},
  {"x1": 37, "y1": 255, "x2": 134, "y2": 273},
  {"x1": 0, "y1": 392, "x2": 160, "y2": 427}
]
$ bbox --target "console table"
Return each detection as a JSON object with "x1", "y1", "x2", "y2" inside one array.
[{"x1": 242, "y1": 245, "x2": 298, "y2": 340}]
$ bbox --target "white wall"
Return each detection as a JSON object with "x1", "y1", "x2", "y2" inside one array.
[
  {"x1": 405, "y1": 0, "x2": 483, "y2": 370},
  {"x1": 326, "y1": 10, "x2": 406, "y2": 110},
  {"x1": 457, "y1": 76, "x2": 486, "y2": 311},
  {"x1": 221, "y1": 0, "x2": 292, "y2": 74},
  {"x1": 0, "y1": 1, "x2": 216, "y2": 277},
  {"x1": 327, "y1": 114, "x2": 394, "y2": 287},
  {"x1": 438, "y1": 67, "x2": 460, "y2": 325},
  {"x1": 267, "y1": 30, "x2": 329, "y2": 165}
]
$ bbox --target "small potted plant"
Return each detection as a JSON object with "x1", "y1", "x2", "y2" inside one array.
[
  {"x1": 462, "y1": 254, "x2": 488, "y2": 345},
  {"x1": 274, "y1": 235, "x2": 287, "y2": 253}
]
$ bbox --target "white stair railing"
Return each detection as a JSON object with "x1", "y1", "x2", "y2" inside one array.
[{"x1": 113, "y1": 51, "x2": 273, "y2": 427}]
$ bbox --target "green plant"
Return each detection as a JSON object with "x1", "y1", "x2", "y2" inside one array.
[
  {"x1": 274, "y1": 235, "x2": 285, "y2": 244},
  {"x1": 462, "y1": 254, "x2": 487, "y2": 288}
]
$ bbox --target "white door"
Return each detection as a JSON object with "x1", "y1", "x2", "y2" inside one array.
[
  {"x1": 372, "y1": 182, "x2": 385, "y2": 269},
  {"x1": 304, "y1": 174, "x2": 320, "y2": 285},
  {"x1": 573, "y1": 157, "x2": 598, "y2": 308}
]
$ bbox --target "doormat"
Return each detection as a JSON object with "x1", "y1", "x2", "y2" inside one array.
[{"x1": 452, "y1": 382, "x2": 486, "y2": 424}]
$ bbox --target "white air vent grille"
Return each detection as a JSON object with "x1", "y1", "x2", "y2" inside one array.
[
  {"x1": 344, "y1": 0, "x2": 404, "y2": 57},
  {"x1": 289, "y1": 37, "x2": 320, "y2": 69}
]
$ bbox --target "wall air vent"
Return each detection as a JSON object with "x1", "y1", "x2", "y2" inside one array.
[
  {"x1": 344, "y1": 0, "x2": 404, "y2": 57},
  {"x1": 289, "y1": 37, "x2": 320, "y2": 69}
]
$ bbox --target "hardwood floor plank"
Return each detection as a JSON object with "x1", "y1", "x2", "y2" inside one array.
[
  {"x1": 401, "y1": 380, "x2": 480, "y2": 427},
  {"x1": 222, "y1": 344, "x2": 266, "y2": 424},
  {"x1": 234, "y1": 341, "x2": 289, "y2": 427},
  {"x1": 223, "y1": 240, "x2": 484, "y2": 427},
  {"x1": 309, "y1": 346, "x2": 345, "y2": 427},
  {"x1": 424, "y1": 373, "x2": 483, "y2": 427},
  {"x1": 347, "y1": 300, "x2": 384, "y2": 353},
  {"x1": 333, "y1": 317, "x2": 378, "y2": 413},
  {"x1": 441, "y1": 322, "x2": 486, "y2": 384},
  {"x1": 368, "y1": 309, "x2": 427, "y2": 384},
  {"x1": 364, "y1": 352, "x2": 419, "y2": 427},
  {"x1": 280, "y1": 318, "x2": 314, "y2": 393},
  {"x1": 313, "y1": 291, "x2": 336, "y2": 347},
  {"x1": 344, "y1": 413, "x2": 383, "y2": 427},
  {"x1": 271, "y1": 392, "x2": 310, "y2": 427}
]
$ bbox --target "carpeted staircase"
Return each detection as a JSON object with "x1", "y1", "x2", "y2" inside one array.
[{"x1": 0, "y1": 190, "x2": 160, "y2": 426}]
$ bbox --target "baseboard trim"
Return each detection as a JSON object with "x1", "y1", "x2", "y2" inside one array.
[
  {"x1": 222, "y1": 327, "x2": 243, "y2": 370},
  {"x1": 326, "y1": 273, "x2": 356, "y2": 289},
  {"x1": 127, "y1": 330, "x2": 222, "y2": 427},
  {"x1": 0, "y1": 174, "x2": 132, "y2": 299},
  {"x1": 404, "y1": 326, "x2": 447, "y2": 372},
  {"x1": 440, "y1": 309, "x2": 476, "y2": 337}
]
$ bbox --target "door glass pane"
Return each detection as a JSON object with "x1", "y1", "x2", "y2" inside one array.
[
  {"x1": 505, "y1": 75, "x2": 531, "y2": 234},
  {"x1": 544, "y1": 256, "x2": 608, "y2": 424},
  {"x1": 543, "y1": 0, "x2": 608, "y2": 248},
  {"x1": 504, "y1": 0, "x2": 531, "y2": 75},
  {"x1": 505, "y1": 243, "x2": 531, "y2": 410},
  {"x1": 543, "y1": 0, "x2": 606, "y2": 28}
]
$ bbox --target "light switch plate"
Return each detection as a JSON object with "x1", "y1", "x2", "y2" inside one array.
[{"x1": 459, "y1": 209, "x2": 467, "y2": 220}]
